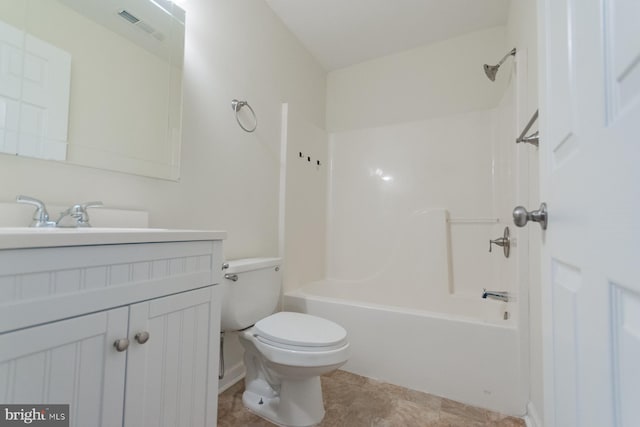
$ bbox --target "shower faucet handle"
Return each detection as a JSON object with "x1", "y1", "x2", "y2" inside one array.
[
  {"x1": 489, "y1": 227, "x2": 510, "y2": 258},
  {"x1": 489, "y1": 237, "x2": 507, "y2": 250},
  {"x1": 489, "y1": 227, "x2": 511, "y2": 258}
]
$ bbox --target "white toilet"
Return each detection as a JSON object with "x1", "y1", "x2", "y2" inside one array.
[{"x1": 220, "y1": 258, "x2": 349, "y2": 427}]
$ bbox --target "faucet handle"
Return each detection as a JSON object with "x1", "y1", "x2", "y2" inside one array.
[
  {"x1": 77, "y1": 201, "x2": 102, "y2": 227},
  {"x1": 79, "y1": 202, "x2": 103, "y2": 227},
  {"x1": 488, "y1": 226, "x2": 511, "y2": 258},
  {"x1": 58, "y1": 201, "x2": 103, "y2": 227},
  {"x1": 81, "y1": 201, "x2": 103, "y2": 210},
  {"x1": 16, "y1": 195, "x2": 47, "y2": 212},
  {"x1": 63, "y1": 201, "x2": 103, "y2": 215},
  {"x1": 16, "y1": 195, "x2": 56, "y2": 227}
]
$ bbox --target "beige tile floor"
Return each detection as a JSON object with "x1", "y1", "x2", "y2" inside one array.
[{"x1": 218, "y1": 370, "x2": 525, "y2": 427}]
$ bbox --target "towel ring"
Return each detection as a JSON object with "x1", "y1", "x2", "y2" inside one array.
[{"x1": 231, "y1": 99, "x2": 257, "y2": 133}]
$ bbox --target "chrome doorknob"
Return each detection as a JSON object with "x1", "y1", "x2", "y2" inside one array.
[{"x1": 513, "y1": 203, "x2": 548, "y2": 230}]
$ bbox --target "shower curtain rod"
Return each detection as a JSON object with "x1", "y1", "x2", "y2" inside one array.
[{"x1": 516, "y1": 109, "x2": 539, "y2": 147}]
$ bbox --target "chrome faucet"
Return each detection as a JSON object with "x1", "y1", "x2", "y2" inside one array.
[
  {"x1": 482, "y1": 289, "x2": 509, "y2": 302},
  {"x1": 16, "y1": 195, "x2": 56, "y2": 227},
  {"x1": 56, "y1": 201, "x2": 103, "y2": 227},
  {"x1": 17, "y1": 196, "x2": 103, "y2": 228}
]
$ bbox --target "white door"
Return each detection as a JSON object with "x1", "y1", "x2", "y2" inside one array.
[
  {"x1": 0, "y1": 19, "x2": 70, "y2": 160},
  {"x1": 0, "y1": 19, "x2": 24, "y2": 155},
  {"x1": 539, "y1": 0, "x2": 640, "y2": 426},
  {"x1": 19, "y1": 33, "x2": 71, "y2": 160},
  {"x1": 124, "y1": 287, "x2": 219, "y2": 427},
  {"x1": 0, "y1": 308, "x2": 129, "y2": 427}
]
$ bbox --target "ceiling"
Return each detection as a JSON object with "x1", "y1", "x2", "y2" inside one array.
[{"x1": 265, "y1": 0, "x2": 511, "y2": 71}]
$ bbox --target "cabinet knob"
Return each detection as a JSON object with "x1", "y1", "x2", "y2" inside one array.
[
  {"x1": 135, "y1": 331, "x2": 150, "y2": 344},
  {"x1": 113, "y1": 338, "x2": 129, "y2": 352}
]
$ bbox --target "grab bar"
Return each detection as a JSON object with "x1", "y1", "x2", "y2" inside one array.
[
  {"x1": 516, "y1": 109, "x2": 539, "y2": 147},
  {"x1": 447, "y1": 218, "x2": 499, "y2": 224},
  {"x1": 231, "y1": 99, "x2": 257, "y2": 133}
]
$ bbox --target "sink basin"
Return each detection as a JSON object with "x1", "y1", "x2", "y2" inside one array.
[{"x1": 0, "y1": 227, "x2": 226, "y2": 249}]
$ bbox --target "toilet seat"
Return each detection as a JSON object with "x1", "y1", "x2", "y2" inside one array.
[
  {"x1": 246, "y1": 331, "x2": 350, "y2": 368},
  {"x1": 254, "y1": 312, "x2": 348, "y2": 351},
  {"x1": 244, "y1": 312, "x2": 350, "y2": 368}
]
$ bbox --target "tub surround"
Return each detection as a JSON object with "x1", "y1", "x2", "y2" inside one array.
[
  {"x1": 326, "y1": 110, "x2": 515, "y2": 300},
  {"x1": 316, "y1": 80, "x2": 526, "y2": 416}
]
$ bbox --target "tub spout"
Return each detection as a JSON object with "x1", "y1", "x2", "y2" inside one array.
[{"x1": 482, "y1": 289, "x2": 509, "y2": 302}]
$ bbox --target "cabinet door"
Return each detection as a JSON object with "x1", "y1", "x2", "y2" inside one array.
[
  {"x1": 0, "y1": 308, "x2": 129, "y2": 427},
  {"x1": 124, "y1": 287, "x2": 220, "y2": 427}
]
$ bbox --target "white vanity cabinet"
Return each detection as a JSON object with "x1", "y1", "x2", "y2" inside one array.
[
  {"x1": 0, "y1": 230, "x2": 225, "y2": 427},
  {"x1": 124, "y1": 286, "x2": 216, "y2": 427},
  {"x1": 0, "y1": 307, "x2": 130, "y2": 427}
]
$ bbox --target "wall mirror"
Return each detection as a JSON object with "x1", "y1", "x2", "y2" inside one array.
[{"x1": 0, "y1": 0, "x2": 185, "y2": 180}]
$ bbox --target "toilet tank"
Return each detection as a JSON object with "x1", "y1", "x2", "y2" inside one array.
[{"x1": 220, "y1": 257, "x2": 282, "y2": 331}]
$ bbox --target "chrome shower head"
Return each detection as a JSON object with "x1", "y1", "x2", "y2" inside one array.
[{"x1": 483, "y1": 48, "x2": 516, "y2": 82}]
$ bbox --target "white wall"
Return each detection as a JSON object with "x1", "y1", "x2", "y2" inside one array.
[
  {"x1": 282, "y1": 106, "x2": 328, "y2": 294},
  {"x1": 0, "y1": 0, "x2": 326, "y2": 260},
  {"x1": 326, "y1": 26, "x2": 508, "y2": 132},
  {"x1": 0, "y1": 0, "x2": 328, "y2": 388}
]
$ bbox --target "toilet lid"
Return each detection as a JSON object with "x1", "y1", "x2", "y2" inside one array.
[{"x1": 254, "y1": 312, "x2": 347, "y2": 348}]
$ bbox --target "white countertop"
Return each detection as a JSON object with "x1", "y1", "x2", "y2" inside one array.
[{"x1": 0, "y1": 227, "x2": 227, "y2": 250}]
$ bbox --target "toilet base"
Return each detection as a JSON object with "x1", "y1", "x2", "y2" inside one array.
[
  {"x1": 239, "y1": 324, "x2": 348, "y2": 427},
  {"x1": 243, "y1": 376, "x2": 325, "y2": 427}
]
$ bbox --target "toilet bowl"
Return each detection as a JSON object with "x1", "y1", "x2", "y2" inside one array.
[
  {"x1": 220, "y1": 259, "x2": 350, "y2": 427},
  {"x1": 240, "y1": 312, "x2": 349, "y2": 426}
]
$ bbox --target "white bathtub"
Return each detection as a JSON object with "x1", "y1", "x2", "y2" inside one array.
[{"x1": 284, "y1": 279, "x2": 526, "y2": 415}]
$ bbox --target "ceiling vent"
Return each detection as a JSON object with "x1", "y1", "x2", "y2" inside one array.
[
  {"x1": 117, "y1": 9, "x2": 140, "y2": 24},
  {"x1": 117, "y1": 9, "x2": 165, "y2": 41}
]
